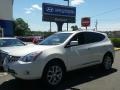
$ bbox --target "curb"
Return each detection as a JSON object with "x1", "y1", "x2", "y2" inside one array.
[{"x1": 0, "y1": 72, "x2": 8, "y2": 77}]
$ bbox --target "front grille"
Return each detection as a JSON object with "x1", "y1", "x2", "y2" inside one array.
[{"x1": 7, "y1": 55, "x2": 20, "y2": 63}]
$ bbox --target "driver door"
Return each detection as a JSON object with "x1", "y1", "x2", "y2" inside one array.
[{"x1": 66, "y1": 33, "x2": 90, "y2": 70}]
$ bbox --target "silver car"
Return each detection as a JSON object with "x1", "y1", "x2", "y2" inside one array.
[
  {"x1": 3, "y1": 31, "x2": 115, "y2": 87},
  {"x1": 0, "y1": 37, "x2": 25, "y2": 66}
]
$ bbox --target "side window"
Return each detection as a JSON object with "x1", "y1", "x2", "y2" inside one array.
[
  {"x1": 78, "y1": 33, "x2": 85, "y2": 45},
  {"x1": 71, "y1": 32, "x2": 84, "y2": 45},
  {"x1": 70, "y1": 33, "x2": 85, "y2": 45},
  {"x1": 71, "y1": 34, "x2": 78, "y2": 41},
  {"x1": 84, "y1": 32, "x2": 105, "y2": 44}
]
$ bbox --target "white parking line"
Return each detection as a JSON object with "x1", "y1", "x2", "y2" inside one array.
[{"x1": 0, "y1": 73, "x2": 8, "y2": 77}]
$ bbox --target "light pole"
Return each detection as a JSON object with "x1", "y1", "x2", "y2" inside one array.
[
  {"x1": 0, "y1": 26, "x2": 3, "y2": 37},
  {"x1": 50, "y1": 22, "x2": 51, "y2": 32},
  {"x1": 64, "y1": 0, "x2": 69, "y2": 31}
]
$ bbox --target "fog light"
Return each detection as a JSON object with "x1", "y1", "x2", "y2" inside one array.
[{"x1": 24, "y1": 71, "x2": 30, "y2": 75}]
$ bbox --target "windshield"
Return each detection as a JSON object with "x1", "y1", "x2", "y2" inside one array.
[
  {"x1": 39, "y1": 33, "x2": 72, "y2": 45},
  {"x1": 0, "y1": 39, "x2": 25, "y2": 47}
]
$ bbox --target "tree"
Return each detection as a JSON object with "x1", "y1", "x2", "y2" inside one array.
[
  {"x1": 14, "y1": 18, "x2": 30, "y2": 36},
  {"x1": 71, "y1": 25, "x2": 78, "y2": 31}
]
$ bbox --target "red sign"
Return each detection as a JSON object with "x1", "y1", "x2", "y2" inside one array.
[{"x1": 81, "y1": 17, "x2": 90, "y2": 27}]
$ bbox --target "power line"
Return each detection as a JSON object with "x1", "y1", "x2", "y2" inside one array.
[{"x1": 91, "y1": 7, "x2": 120, "y2": 18}]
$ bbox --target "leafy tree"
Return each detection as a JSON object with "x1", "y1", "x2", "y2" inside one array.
[
  {"x1": 71, "y1": 25, "x2": 78, "y2": 31},
  {"x1": 14, "y1": 18, "x2": 30, "y2": 36}
]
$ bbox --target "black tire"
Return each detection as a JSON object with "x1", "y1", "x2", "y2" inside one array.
[
  {"x1": 15, "y1": 77, "x2": 25, "y2": 81},
  {"x1": 15, "y1": 78, "x2": 31, "y2": 85},
  {"x1": 15, "y1": 78, "x2": 24, "y2": 83},
  {"x1": 42, "y1": 61, "x2": 65, "y2": 87},
  {"x1": 101, "y1": 54, "x2": 113, "y2": 71}
]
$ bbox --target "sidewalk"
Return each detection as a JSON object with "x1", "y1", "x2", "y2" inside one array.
[{"x1": 114, "y1": 48, "x2": 120, "y2": 51}]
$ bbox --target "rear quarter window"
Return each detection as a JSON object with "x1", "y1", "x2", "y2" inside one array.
[{"x1": 84, "y1": 32, "x2": 105, "y2": 44}]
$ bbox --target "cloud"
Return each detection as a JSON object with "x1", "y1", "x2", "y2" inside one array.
[
  {"x1": 25, "y1": 4, "x2": 42, "y2": 14},
  {"x1": 71, "y1": 0, "x2": 85, "y2": 6},
  {"x1": 25, "y1": 11, "x2": 32, "y2": 14},
  {"x1": 32, "y1": 4, "x2": 42, "y2": 10}
]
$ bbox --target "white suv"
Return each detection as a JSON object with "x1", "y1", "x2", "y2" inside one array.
[{"x1": 3, "y1": 31, "x2": 115, "y2": 87}]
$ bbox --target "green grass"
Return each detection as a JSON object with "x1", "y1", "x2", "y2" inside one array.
[{"x1": 110, "y1": 38, "x2": 120, "y2": 47}]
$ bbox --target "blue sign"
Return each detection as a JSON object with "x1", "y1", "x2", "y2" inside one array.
[{"x1": 42, "y1": 3, "x2": 76, "y2": 23}]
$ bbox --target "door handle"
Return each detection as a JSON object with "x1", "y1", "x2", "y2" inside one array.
[
  {"x1": 87, "y1": 48, "x2": 90, "y2": 50},
  {"x1": 103, "y1": 45, "x2": 106, "y2": 47}
]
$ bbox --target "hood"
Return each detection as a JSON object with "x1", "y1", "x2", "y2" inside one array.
[{"x1": 0, "y1": 44, "x2": 55, "y2": 56}]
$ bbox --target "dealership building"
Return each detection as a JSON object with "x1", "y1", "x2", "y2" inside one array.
[{"x1": 0, "y1": 0, "x2": 14, "y2": 37}]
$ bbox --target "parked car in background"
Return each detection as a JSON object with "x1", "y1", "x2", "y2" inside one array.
[
  {"x1": 0, "y1": 37, "x2": 32, "y2": 66},
  {"x1": 3, "y1": 31, "x2": 115, "y2": 87},
  {"x1": 17, "y1": 36, "x2": 44, "y2": 44}
]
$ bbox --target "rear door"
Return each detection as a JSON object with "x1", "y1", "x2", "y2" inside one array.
[{"x1": 83, "y1": 32, "x2": 106, "y2": 65}]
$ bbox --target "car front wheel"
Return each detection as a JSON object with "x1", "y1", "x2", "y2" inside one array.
[{"x1": 42, "y1": 62, "x2": 65, "y2": 87}]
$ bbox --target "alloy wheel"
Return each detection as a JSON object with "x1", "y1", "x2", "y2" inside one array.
[
  {"x1": 103, "y1": 55, "x2": 112, "y2": 70},
  {"x1": 46, "y1": 65, "x2": 63, "y2": 85}
]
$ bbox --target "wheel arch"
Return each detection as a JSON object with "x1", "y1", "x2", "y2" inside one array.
[{"x1": 42, "y1": 58, "x2": 67, "y2": 77}]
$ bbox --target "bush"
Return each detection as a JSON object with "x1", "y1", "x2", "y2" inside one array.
[{"x1": 110, "y1": 38, "x2": 120, "y2": 47}]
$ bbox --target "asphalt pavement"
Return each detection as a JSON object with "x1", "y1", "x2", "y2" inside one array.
[{"x1": 0, "y1": 51, "x2": 120, "y2": 90}]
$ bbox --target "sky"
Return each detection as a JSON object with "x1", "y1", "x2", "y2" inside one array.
[{"x1": 13, "y1": 0, "x2": 120, "y2": 32}]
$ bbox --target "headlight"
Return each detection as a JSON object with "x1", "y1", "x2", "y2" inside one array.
[{"x1": 19, "y1": 51, "x2": 42, "y2": 62}]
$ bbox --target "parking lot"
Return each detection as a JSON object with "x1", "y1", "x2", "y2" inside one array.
[{"x1": 0, "y1": 51, "x2": 119, "y2": 90}]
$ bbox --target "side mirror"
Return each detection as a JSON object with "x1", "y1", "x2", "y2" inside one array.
[{"x1": 70, "y1": 41, "x2": 78, "y2": 46}]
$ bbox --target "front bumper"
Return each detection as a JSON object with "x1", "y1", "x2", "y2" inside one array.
[{"x1": 4, "y1": 61, "x2": 43, "y2": 80}]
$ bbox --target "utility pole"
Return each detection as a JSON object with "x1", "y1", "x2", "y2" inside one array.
[{"x1": 95, "y1": 20, "x2": 98, "y2": 31}]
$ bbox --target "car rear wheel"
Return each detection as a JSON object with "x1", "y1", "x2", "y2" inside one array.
[{"x1": 102, "y1": 54, "x2": 113, "y2": 70}]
